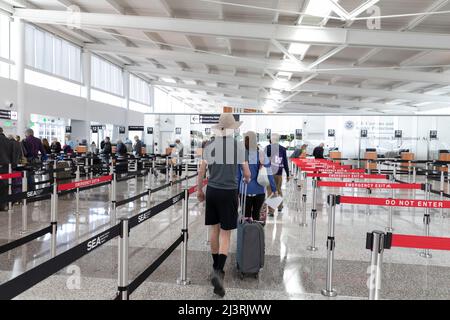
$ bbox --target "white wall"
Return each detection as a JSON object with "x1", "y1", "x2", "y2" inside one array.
[{"x1": 0, "y1": 77, "x2": 144, "y2": 138}]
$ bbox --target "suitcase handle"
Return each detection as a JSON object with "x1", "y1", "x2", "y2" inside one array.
[{"x1": 238, "y1": 179, "x2": 248, "y2": 223}]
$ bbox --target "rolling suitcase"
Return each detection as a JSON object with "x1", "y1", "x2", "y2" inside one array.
[{"x1": 236, "y1": 181, "x2": 265, "y2": 279}]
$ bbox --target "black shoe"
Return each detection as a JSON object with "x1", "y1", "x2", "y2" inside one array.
[
  {"x1": 211, "y1": 269, "x2": 225, "y2": 297},
  {"x1": 278, "y1": 207, "x2": 283, "y2": 213}
]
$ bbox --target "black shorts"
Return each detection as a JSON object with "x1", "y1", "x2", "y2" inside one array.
[{"x1": 205, "y1": 186, "x2": 238, "y2": 230}]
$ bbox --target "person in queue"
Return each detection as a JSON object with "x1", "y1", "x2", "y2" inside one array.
[
  {"x1": 22, "y1": 128, "x2": 46, "y2": 165},
  {"x1": 313, "y1": 143, "x2": 325, "y2": 159},
  {"x1": 42, "y1": 138, "x2": 51, "y2": 155},
  {"x1": 237, "y1": 131, "x2": 277, "y2": 221},
  {"x1": 197, "y1": 113, "x2": 251, "y2": 298},
  {"x1": 90, "y1": 141, "x2": 97, "y2": 154},
  {"x1": 0, "y1": 127, "x2": 13, "y2": 211},
  {"x1": 116, "y1": 139, "x2": 127, "y2": 156},
  {"x1": 172, "y1": 138, "x2": 184, "y2": 177},
  {"x1": 8, "y1": 135, "x2": 24, "y2": 167},
  {"x1": 264, "y1": 133, "x2": 289, "y2": 216},
  {"x1": 102, "y1": 137, "x2": 112, "y2": 155},
  {"x1": 133, "y1": 135, "x2": 143, "y2": 157},
  {"x1": 50, "y1": 138, "x2": 62, "y2": 154}
]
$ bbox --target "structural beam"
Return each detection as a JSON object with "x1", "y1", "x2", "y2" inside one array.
[{"x1": 14, "y1": 9, "x2": 450, "y2": 50}]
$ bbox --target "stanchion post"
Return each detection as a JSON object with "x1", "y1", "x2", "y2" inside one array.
[
  {"x1": 386, "y1": 175, "x2": 395, "y2": 232},
  {"x1": 408, "y1": 161, "x2": 411, "y2": 183},
  {"x1": 321, "y1": 194, "x2": 337, "y2": 297},
  {"x1": 50, "y1": 168, "x2": 58, "y2": 257},
  {"x1": 440, "y1": 170, "x2": 444, "y2": 217},
  {"x1": 420, "y1": 183, "x2": 432, "y2": 258},
  {"x1": 20, "y1": 170, "x2": 28, "y2": 234},
  {"x1": 75, "y1": 165, "x2": 80, "y2": 214},
  {"x1": 368, "y1": 231, "x2": 385, "y2": 300},
  {"x1": 185, "y1": 161, "x2": 189, "y2": 188},
  {"x1": 7, "y1": 164, "x2": 12, "y2": 212},
  {"x1": 147, "y1": 188, "x2": 152, "y2": 209},
  {"x1": 117, "y1": 218, "x2": 129, "y2": 300},
  {"x1": 413, "y1": 166, "x2": 416, "y2": 183},
  {"x1": 177, "y1": 189, "x2": 191, "y2": 285},
  {"x1": 300, "y1": 194, "x2": 307, "y2": 227},
  {"x1": 166, "y1": 157, "x2": 170, "y2": 182},
  {"x1": 307, "y1": 178, "x2": 318, "y2": 251},
  {"x1": 50, "y1": 166, "x2": 58, "y2": 258},
  {"x1": 111, "y1": 172, "x2": 117, "y2": 223}
]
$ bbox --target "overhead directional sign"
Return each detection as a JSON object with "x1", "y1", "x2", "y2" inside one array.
[
  {"x1": 0, "y1": 109, "x2": 17, "y2": 120},
  {"x1": 295, "y1": 129, "x2": 303, "y2": 140},
  {"x1": 395, "y1": 130, "x2": 403, "y2": 138},
  {"x1": 147, "y1": 127, "x2": 153, "y2": 134},
  {"x1": 190, "y1": 114, "x2": 240, "y2": 124},
  {"x1": 328, "y1": 129, "x2": 336, "y2": 137}
]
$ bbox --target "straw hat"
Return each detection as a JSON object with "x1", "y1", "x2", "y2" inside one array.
[{"x1": 211, "y1": 113, "x2": 243, "y2": 134}]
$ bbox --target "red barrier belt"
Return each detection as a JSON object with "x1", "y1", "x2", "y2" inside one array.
[
  {"x1": 392, "y1": 234, "x2": 450, "y2": 251},
  {"x1": 0, "y1": 172, "x2": 23, "y2": 180},
  {"x1": 307, "y1": 173, "x2": 388, "y2": 179},
  {"x1": 58, "y1": 175, "x2": 113, "y2": 192},
  {"x1": 188, "y1": 179, "x2": 208, "y2": 195},
  {"x1": 339, "y1": 196, "x2": 450, "y2": 208},
  {"x1": 318, "y1": 181, "x2": 423, "y2": 190},
  {"x1": 301, "y1": 168, "x2": 364, "y2": 173}
]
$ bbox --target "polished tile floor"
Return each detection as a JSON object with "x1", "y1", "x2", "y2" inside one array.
[{"x1": 0, "y1": 167, "x2": 449, "y2": 300}]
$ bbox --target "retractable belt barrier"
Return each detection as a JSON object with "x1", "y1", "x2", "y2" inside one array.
[
  {"x1": 366, "y1": 231, "x2": 450, "y2": 300},
  {"x1": 0, "y1": 172, "x2": 22, "y2": 180},
  {"x1": 0, "y1": 188, "x2": 191, "y2": 300},
  {"x1": 307, "y1": 173, "x2": 388, "y2": 179},
  {"x1": 337, "y1": 195, "x2": 450, "y2": 208},
  {"x1": 188, "y1": 179, "x2": 208, "y2": 195},
  {"x1": 0, "y1": 224, "x2": 120, "y2": 300},
  {"x1": 317, "y1": 181, "x2": 423, "y2": 190},
  {"x1": 57, "y1": 175, "x2": 113, "y2": 193},
  {"x1": 0, "y1": 225, "x2": 52, "y2": 255}
]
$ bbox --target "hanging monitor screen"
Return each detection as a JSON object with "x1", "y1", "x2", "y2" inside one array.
[
  {"x1": 295, "y1": 129, "x2": 303, "y2": 140},
  {"x1": 395, "y1": 130, "x2": 403, "y2": 138},
  {"x1": 430, "y1": 130, "x2": 438, "y2": 140},
  {"x1": 361, "y1": 129, "x2": 368, "y2": 138},
  {"x1": 328, "y1": 129, "x2": 336, "y2": 137},
  {"x1": 119, "y1": 126, "x2": 126, "y2": 134},
  {"x1": 147, "y1": 127, "x2": 153, "y2": 134},
  {"x1": 65, "y1": 126, "x2": 72, "y2": 133},
  {"x1": 128, "y1": 126, "x2": 144, "y2": 131}
]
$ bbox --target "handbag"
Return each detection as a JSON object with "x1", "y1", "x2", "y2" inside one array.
[{"x1": 257, "y1": 165, "x2": 271, "y2": 187}]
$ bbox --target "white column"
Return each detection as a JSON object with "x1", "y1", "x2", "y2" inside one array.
[
  {"x1": 82, "y1": 50, "x2": 91, "y2": 140},
  {"x1": 123, "y1": 70, "x2": 130, "y2": 137},
  {"x1": 15, "y1": 18, "x2": 26, "y2": 136}
]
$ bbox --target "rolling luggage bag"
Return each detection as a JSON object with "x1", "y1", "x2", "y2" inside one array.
[{"x1": 236, "y1": 181, "x2": 265, "y2": 279}]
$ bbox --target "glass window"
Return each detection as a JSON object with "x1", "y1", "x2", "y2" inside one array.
[
  {"x1": 154, "y1": 87, "x2": 169, "y2": 113},
  {"x1": 90, "y1": 54, "x2": 123, "y2": 96},
  {"x1": 25, "y1": 23, "x2": 82, "y2": 83},
  {"x1": 0, "y1": 14, "x2": 10, "y2": 60},
  {"x1": 130, "y1": 74, "x2": 150, "y2": 105}
]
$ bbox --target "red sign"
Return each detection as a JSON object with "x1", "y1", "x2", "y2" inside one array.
[
  {"x1": 301, "y1": 168, "x2": 364, "y2": 173},
  {"x1": 392, "y1": 234, "x2": 450, "y2": 251},
  {"x1": 0, "y1": 172, "x2": 22, "y2": 180},
  {"x1": 339, "y1": 196, "x2": 450, "y2": 208},
  {"x1": 318, "y1": 181, "x2": 423, "y2": 190},
  {"x1": 58, "y1": 175, "x2": 113, "y2": 192},
  {"x1": 307, "y1": 173, "x2": 388, "y2": 179}
]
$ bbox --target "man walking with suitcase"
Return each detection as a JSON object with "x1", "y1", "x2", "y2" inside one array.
[{"x1": 197, "y1": 113, "x2": 251, "y2": 298}]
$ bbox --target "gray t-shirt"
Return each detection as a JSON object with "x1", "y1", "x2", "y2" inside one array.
[{"x1": 203, "y1": 135, "x2": 245, "y2": 190}]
